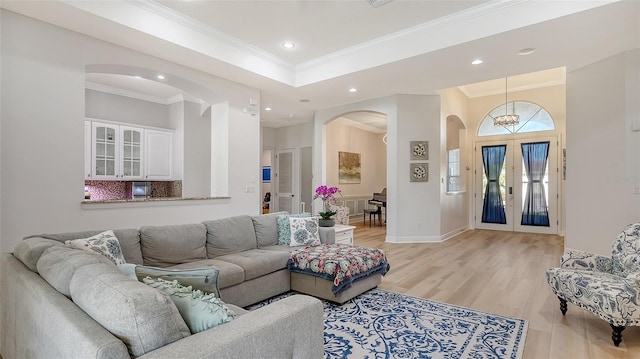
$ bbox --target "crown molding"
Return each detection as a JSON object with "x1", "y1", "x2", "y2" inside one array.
[
  {"x1": 85, "y1": 81, "x2": 203, "y2": 105},
  {"x1": 85, "y1": 81, "x2": 169, "y2": 104}
]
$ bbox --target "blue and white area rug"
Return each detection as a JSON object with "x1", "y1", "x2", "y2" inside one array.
[{"x1": 248, "y1": 289, "x2": 528, "y2": 359}]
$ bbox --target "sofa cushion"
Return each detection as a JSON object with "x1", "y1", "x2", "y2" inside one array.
[
  {"x1": 169, "y1": 259, "x2": 245, "y2": 289},
  {"x1": 66, "y1": 230, "x2": 126, "y2": 265},
  {"x1": 36, "y1": 246, "x2": 114, "y2": 297},
  {"x1": 214, "y1": 249, "x2": 291, "y2": 281},
  {"x1": 118, "y1": 264, "x2": 221, "y2": 298},
  {"x1": 140, "y1": 223, "x2": 207, "y2": 267},
  {"x1": 13, "y1": 237, "x2": 64, "y2": 272},
  {"x1": 251, "y1": 211, "x2": 288, "y2": 247},
  {"x1": 24, "y1": 229, "x2": 144, "y2": 265},
  {"x1": 260, "y1": 244, "x2": 300, "y2": 253},
  {"x1": 203, "y1": 215, "x2": 257, "y2": 257},
  {"x1": 143, "y1": 277, "x2": 236, "y2": 334},
  {"x1": 289, "y1": 217, "x2": 320, "y2": 246},
  {"x1": 69, "y1": 262, "x2": 190, "y2": 357}
]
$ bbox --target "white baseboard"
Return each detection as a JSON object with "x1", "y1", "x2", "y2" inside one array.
[
  {"x1": 385, "y1": 226, "x2": 469, "y2": 243},
  {"x1": 385, "y1": 235, "x2": 443, "y2": 243},
  {"x1": 440, "y1": 226, "x2": 469, "y2": 241}
]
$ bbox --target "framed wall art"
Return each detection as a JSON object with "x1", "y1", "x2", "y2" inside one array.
[
  {"x1": 339, "y1": 151, "x2": 361, "y2": 184},
  {"x1": 410, "y1": 141, "x2": 428, "y2": 160},
  {"x1": 410, "y1": 163, "x2": 428, "y2": 182}
]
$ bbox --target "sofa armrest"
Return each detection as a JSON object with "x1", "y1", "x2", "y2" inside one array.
[
  {"x1": 138, "y1": 295, "x2": 324, "y2": 359},
  {"x1": 319, "y1": 227, "x2": 335, "y2": 245},
  {"x1": 561, "y1": 249, "x2": 612, "y2": 272}
]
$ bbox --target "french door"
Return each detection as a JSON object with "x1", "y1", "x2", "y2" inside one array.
[{"x1": 474, "y1": 138, "x2": 558, "y2": 234}]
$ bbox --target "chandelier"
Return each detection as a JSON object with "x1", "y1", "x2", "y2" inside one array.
[{"x1": 493, "y1": 77, "x2": 519, "y2": 127}]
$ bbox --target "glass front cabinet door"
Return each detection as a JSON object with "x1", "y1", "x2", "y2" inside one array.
[
  {"x1": 91, "y1": 122, "x2": 119, "y2": 179},
  {"x1": 120, "y1": 126, "x2": 144, "y2": 180}
]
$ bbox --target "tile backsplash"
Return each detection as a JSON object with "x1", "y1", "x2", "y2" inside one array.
[{"x1": 84, "y1": 180, "x2": 182, "y2": 201}]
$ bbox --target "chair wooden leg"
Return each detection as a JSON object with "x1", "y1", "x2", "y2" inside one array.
[
  {"x1": 559, "y1": 297, "x2": 567, "y2": 315},
  {"x1": 611, "y1": 324, "x2": 625, "y2": 347}
]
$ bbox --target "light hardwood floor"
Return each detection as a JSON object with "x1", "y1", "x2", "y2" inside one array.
[{"x1": 350, "y1": 222, "x2": 640, "y2": 359}]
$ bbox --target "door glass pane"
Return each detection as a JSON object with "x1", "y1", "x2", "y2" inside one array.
[
  {"x1": 96, "y1": 160, "x2": 105, "y2": 175},
  {"x1": 106, "y1": 128, "x2": 115, "y2": 142},
  {"x1": 96, "y1": 127, "x2": 105, "y2": 140},
  {"x1": 106, "y1": 160, "x2": 115, "y2": 176},
  {"x1": 520, "y1": 142, "x2": 550, "y2": 226},
  {"x1": 96, "y1": 143, "x2": 105, "y2": 157},
  {"x1": 106, "y1": 143, "x2": 115, "y2": 158},
  {"x1": 132, "y1": 161, "x2": 140, "y2": 176},
  {"x1": 481, "y1": 145, "x2": 507, "y2": 224},
  {"x1": 279, "y1": 152, "x2": 293, "y2": 193}
]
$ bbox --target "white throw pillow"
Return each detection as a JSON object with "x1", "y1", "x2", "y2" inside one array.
[
  {"x1": 289, "y1": 217, "x2": 320, "y2": 246},
  {"x1": 66, "y1": 230, "x2": 126, "y2": 265}
]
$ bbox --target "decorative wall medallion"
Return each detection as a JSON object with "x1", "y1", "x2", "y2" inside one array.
[
  {"x1": 410, "y1": 163, "x2": 428, "y2": 182},
  {"x1": 410, "y1": 141, "x2": 428, "y2": 160}
]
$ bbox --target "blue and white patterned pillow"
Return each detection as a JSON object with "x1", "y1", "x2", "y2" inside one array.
[
  {"x1": 277, "y1": 213, "x2": 311, "y2": 245},
  {"x1": 289, "y1": 217, "x2": 320, "y2": 247},
  {"x1": 66, "y1": 230, "x2": 126, "y2": 265}
]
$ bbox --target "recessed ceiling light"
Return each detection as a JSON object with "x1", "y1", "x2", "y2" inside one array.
[
  {"x1": 281, "y1": 41, "x2": 296, "y2": 49},
  {"x1": 517, "y1": 48, "x2": 536, "y2": 56},
  {"x1": 471, "y1": 59, "x2": 484, "y2": 65},
  {"x1": 265, "y1": 107, "x2": 272, "y2": 111},
  {"x1": 157, "y1": 74, "x2": 165, "y2": 80},
  {"x1": 348, "y1": 87, "x2": 358, "y2": 93}
]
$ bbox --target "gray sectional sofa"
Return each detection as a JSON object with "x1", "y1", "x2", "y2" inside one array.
[{"x1": 0, "y1": 211, "x2": 335, "y2": 359}]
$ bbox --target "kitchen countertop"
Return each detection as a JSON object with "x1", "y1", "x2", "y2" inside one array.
[{"x1": 81, "y1": 196, "x2": 231, "y2": 208}]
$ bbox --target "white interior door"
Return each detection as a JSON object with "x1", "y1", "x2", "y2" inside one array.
[
  {"x1": 275, "y1": 148, "x2": 299, "y2": 213},
  {"x1": 475, "y1": 137, "x2": 558, "y2": 234}
]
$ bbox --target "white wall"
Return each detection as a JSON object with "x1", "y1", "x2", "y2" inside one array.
[
  {"x1": 182, "y1": 100, "x2": 210, "y2": 197},
  {"x1": 0, "y1": 10, "x2": 261, "y2": 254},
  {"x1": 315, "y1": 94, "x2": 443, "y2": 243},
  {"x1": 85, "y1": 89, "x2": 171, "y2": 128},
  {"x1": 325, "y1": 120, "x2": 386, "y2": 197},
  {"x1": 566, "y1": 49, "x2": 640, "y2": 255},
  {"x1": 439, "y1": 88, "x2": 470, "y2": 237},
  {"x1": 275, "y1": 122, "x2": 314, "y2": 148}
]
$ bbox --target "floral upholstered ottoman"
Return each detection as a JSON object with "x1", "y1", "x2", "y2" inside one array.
[{"x1": 287, "y1": 244, "x2": 390, "y2": 303}]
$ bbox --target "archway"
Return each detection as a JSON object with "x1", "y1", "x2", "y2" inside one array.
[{"x1": 322, "y1": 111, "x2": 388, "y2": 225}]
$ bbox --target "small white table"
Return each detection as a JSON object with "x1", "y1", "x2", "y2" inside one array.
[{"x1": 333, "y1": 224, "x2": 356, "y2": 245}]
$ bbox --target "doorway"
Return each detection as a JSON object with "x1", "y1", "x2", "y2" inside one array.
[
  {"x1": 274, "y1": 147, "x2": 312, "y2": 214},
  {"x1": 474, "y1": 137, "x2": 558, "y2": 234}
]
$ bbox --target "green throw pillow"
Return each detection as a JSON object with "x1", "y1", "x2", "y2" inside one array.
[
  {"x1": 143, "y1": 277, "x2": 236, "y2": 334},
  {"x1": 118, "y1": 264, "x2": 221, "y2": 298},
  {"x1": 276, "y1": 213, "x2": 311, "y2": 245}
]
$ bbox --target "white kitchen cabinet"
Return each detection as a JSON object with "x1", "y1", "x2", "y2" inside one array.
[
  {"x1": 144, "y1": 128, "x2": 173, "y2": 180},
  {"x1": 120, "y1": 126, "x2": 144, "y2": 180},
  {"x1": 87, "y1": 120, "x2": 171, "y2": 181},
  {"x1": 91, "y1": 122, "x2": 120, "y2": 180}
]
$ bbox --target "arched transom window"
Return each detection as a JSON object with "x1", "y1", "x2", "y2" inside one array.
[{"x1": 478, "y1": 101, "x2": 555, "y2": 136}]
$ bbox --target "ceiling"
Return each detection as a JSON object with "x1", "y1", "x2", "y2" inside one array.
[{"x1": 3, "y1": 0, "x2": 638, "y2": 128}]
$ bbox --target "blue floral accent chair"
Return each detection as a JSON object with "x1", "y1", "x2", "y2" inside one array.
[{"x1": 546, "y1": 222, "x2": 640, "y2": 346}]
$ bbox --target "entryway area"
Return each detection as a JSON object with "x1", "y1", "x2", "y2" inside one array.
[{"x1": 474, "y1": 137, "x2": 559, "y2": 235}]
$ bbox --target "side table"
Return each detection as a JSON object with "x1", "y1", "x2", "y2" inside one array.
[{"x1": 333, "y1": 224, "x2": 356, "y2": 245}]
